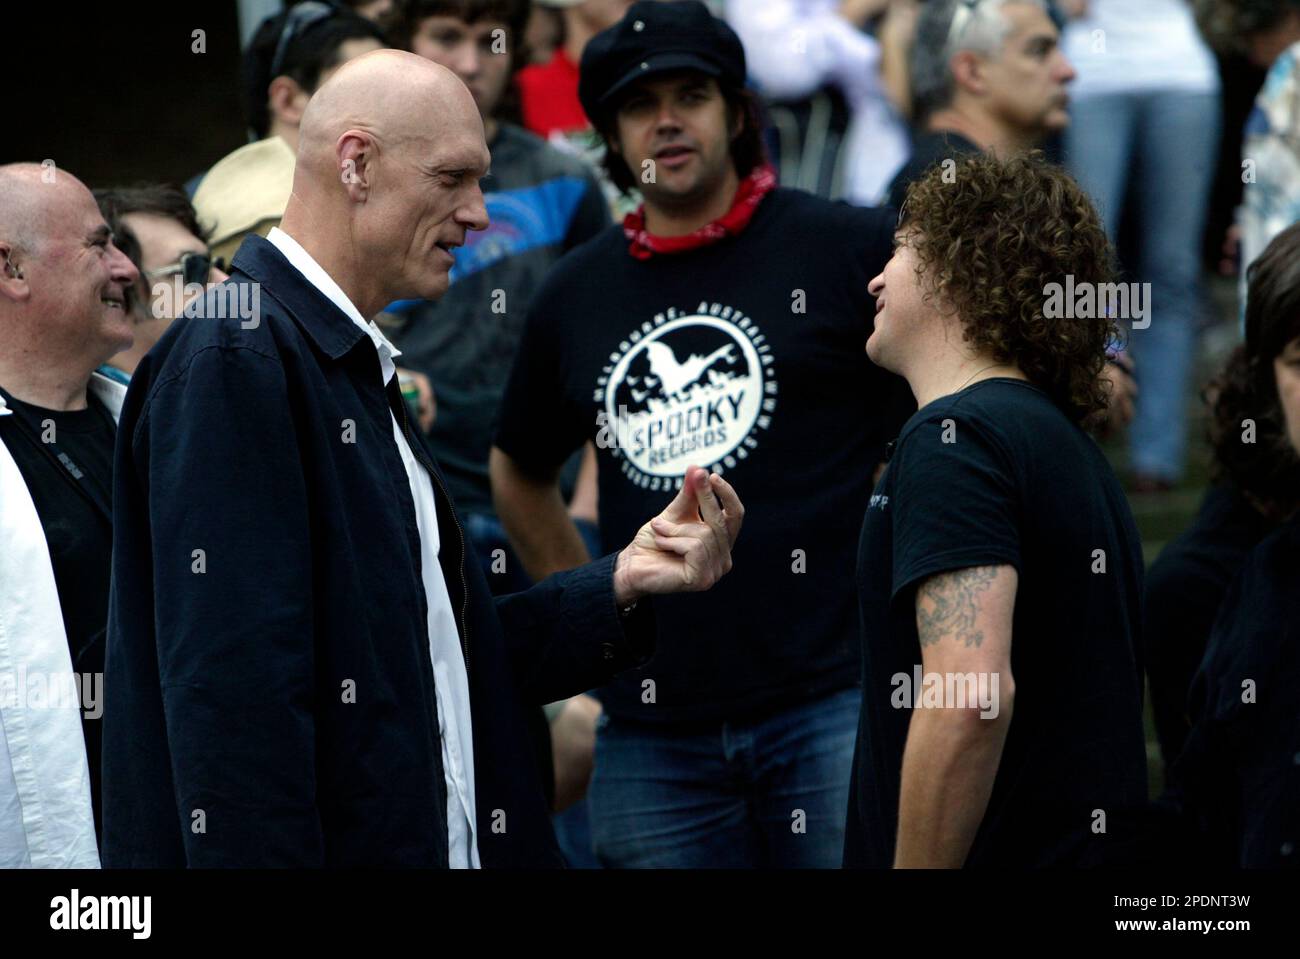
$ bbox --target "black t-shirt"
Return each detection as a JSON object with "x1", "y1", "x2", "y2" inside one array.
[
  {"x1": 495, "y1": 187, "x2": 914, "y2": 724},
  {"x1": 0, "y1": 388, "x2": 114, "y2": 838},
  {"x1": 886, "y1": 130, "x2": 980, "y2": 211},
  {"x1": 1175, "y1": 514, "x2": 1300, "y2": 868},
  {"x1": 845, "y1": 379, "x2": 1148, "y2": 868},
  {"x1": 1145, "y1": 484, "x2": 1274, "y2": 782}
]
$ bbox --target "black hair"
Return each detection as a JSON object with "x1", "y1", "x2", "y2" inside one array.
[
  {"x1": 93, "y1": 184, "x2": 213, "y2": 248},
  {"x1": 243, "y1": 4, "x2": 391, "y2": 139},
  {"x1": 392, "y1": 0, "x2": 530, "y2": 51},
  {"x1": 391, "y1": 0, "x2": 531, "y2": 122},
  {"x1": 1207, "y1": 222, "x2": 1300, "y2": 519}
]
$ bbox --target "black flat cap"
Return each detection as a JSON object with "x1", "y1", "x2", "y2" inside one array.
[{"x1": 578, "y1": 0, "x2": 747, "y2": 124}]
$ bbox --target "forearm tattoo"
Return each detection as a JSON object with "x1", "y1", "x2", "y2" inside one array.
[{"x1": 916, "y1": 566, "x2": 999, "y2": 648}]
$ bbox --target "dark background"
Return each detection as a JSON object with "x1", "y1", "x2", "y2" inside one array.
[{"x1": 7, "y1": 5, "x2": 248, "y2": 189}]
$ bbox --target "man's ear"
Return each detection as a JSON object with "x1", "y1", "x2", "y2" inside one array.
[
  {"x1": 337, "y1": 131, "x2": 373, "y2": 201},
  {"x1": 949, "y1": 50, "x2": 989, "y2": 97},
  {"x1": 268, "y1": 75, "x2": 310, "y2": 130},
  {"x1": 0, "y1": 243, "x2": 31, "y2": 303}
]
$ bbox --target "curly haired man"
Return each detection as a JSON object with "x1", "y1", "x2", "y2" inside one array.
[{"x1": 845, "y1": 151, "x2": 1149, "y2": 868}]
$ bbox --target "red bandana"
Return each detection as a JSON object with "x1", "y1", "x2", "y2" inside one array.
[{"x1": 622, "y1": 164, "x2": 778, "y2": 261}]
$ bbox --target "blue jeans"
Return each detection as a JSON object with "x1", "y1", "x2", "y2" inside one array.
[
  {"x1": 587, "y1": 686, "x2": 860, "y2": 868},
  {"x1": 1065, "y1": 89, "x2": 1221, "y2": 482}
]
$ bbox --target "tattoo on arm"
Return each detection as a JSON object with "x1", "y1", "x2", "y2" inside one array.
[{"x1": 916, "y1": 566, "x2": 999, "y2": 648}]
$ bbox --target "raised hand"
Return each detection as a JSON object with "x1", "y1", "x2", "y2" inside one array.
[{"x1": 612, "y1": 465, "x2": 744, "y2": 605}]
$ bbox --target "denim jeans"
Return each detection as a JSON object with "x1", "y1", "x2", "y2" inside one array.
[
  {"x1": 1065, "y1": 89, "x2": 1222, "y2": 482},
  {"x1": 587, "y1": 685, "x2": 860, "y2": 868}
]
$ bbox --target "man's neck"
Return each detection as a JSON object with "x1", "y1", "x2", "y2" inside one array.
[
  {"x1": 641, "y1": 167, "x2": 742, "y2": 238},
  {"x1": 905, "y1": 342, "x2": 1026, "y2": 410},
  {"x1": 275, "y1": 211, "x2": 385, "y2": 319},
  {"x1": 268, "y1": 123, "x2": 299, "y2": 155},
  {"x1": 0, "y1": 352, "x2": 96, "y2": 411},
  {"x1": 926, "y1": 103, "x2": 1036, "y2": 156}
]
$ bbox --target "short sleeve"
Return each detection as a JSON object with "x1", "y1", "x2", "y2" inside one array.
[
  {"x1": 889, "y1": 412, "x2": 1022, "y2": 599},
  {"x1": 493, "y1": 280, "x2": 589, "y2": 477}
]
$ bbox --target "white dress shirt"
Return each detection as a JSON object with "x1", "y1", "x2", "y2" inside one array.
[{"x1": 267, "y1": 228, "x2": 480, "y2": 868}]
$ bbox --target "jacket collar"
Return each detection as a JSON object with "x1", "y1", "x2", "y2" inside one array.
[{"x1": 229, "y1": 234, "x2": 368, "y2": 362}]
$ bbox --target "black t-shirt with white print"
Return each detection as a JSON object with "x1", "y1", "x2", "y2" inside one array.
[
  {"x1": 495, "y1": 187, "x2": 913, "y2": 724},
  {"x1": 844, "y1": 378, "x2": 1148, "y2": 868}
]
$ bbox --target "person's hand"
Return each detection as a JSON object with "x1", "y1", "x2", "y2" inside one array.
[
  {"x1": 397, "y1": 367, "x2": 436, "y2": 433},
  {"x1": 1100, "y1": 354, "x2": 1137, "y2": 435},
  {"x1": 612, "y1": 465, "x2": 743, "y2": 606},
  {"x1": 550, "y1": 694, "x2": 602, "y2": 813}
]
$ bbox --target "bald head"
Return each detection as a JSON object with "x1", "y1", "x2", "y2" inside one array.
[
  {"x1": 278, "y1": 48, "x2": 491, "y2": 317},
  {"x1": 0, "y1": 162, "x2": 139, "y2": 406},
  {"x1": 0, "y1": 162, "x2": 97, "y2": 257},
  {"x1": 293, "y1": 49, "x2": 484, "y2": 197}
]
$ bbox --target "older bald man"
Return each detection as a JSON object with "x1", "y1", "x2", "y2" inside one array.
[
  {"x1": 103, "y1": 50, "x2": 743, "y2": 868},
  {"x1": 0, "y1": 163, "x2": 138, "y2": 867}
]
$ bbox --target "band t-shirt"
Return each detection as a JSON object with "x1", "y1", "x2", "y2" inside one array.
[
  {"x1": 845, "y1": 379, "x2": 1148, "y2": 867},
  {"x1": 0, "y1": 388, "x2": 115, "y2": 838},
  {"x1": 495, "y1": 187, "x2": 914, "y2": 724}
]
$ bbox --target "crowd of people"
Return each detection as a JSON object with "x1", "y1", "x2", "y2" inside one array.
[{"x1": 0, "y1": 0, "x2": 1297, "y2": 870}]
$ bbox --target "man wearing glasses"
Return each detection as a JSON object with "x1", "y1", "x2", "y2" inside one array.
[{"x1": 94, "y1": 185, "x2": 229, "y2": 382}]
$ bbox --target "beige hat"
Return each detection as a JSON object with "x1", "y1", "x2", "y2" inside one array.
[{"x1": 192, "y1": 135, "x2": 296, "y2": 263}]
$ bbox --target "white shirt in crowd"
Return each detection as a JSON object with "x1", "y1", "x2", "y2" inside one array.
[
  {"x1": 726, "y1": 0, "x2": 910, "y2": 205},
  {"x1": 267, "y1": 227, "x2": 480, "y2": 868},
  {"x1": 1062, "y1": 0, "x2": 1219, "y2": 98}
]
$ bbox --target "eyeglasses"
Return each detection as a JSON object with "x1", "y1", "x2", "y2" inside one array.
[
  {"x1": 269, "y1": 1, "x2": 342, "y2": 80},
  {"x1": 146, "y1": 251, "x2": 225, "y2": 287}
]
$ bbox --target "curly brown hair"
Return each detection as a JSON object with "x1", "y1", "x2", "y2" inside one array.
[{"x1": 898, "y1": 150, "x2": 1119, "y2": 425}]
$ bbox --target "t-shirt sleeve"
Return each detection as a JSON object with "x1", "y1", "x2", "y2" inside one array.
[
  {"x1": 563, "y1": 173, "x2": 612, "y2": 251},
  {"x1": 493, "y1": 278, "x2": 589, "y2": 477},
  {"x1": 889, "y1": 412, "x2": 1022, "y2": 600}
]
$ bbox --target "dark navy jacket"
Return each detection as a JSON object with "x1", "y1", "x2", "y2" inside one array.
[{"x1": 102, "y1": 236, "x2": 653, "y2": 868}]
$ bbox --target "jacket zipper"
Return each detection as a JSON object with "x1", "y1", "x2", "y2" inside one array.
[{"x1": 398, "y1": 398, "x2": 471, "y2": 676}]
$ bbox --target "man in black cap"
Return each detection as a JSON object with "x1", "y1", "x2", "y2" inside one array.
[{"x1": 491, "y1": 0, "x2": 913, "y2": 867}]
